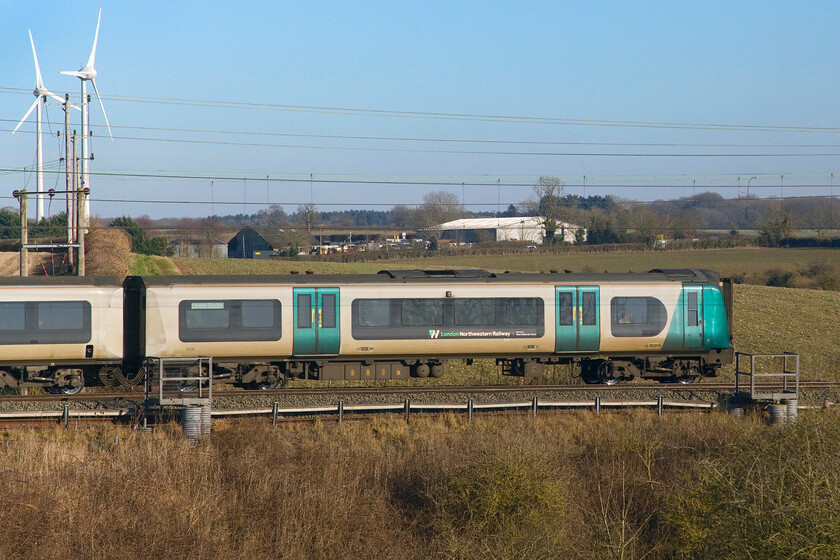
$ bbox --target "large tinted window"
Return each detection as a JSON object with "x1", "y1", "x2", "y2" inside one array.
[
  {"x1": 506, "y1": 298, "x2": 539, "y2": 325},
  {"x1": 0, "y1": 303, "x2": 25, "y2": 331},
  {"x1": 0, "y1": 300, "x2": 90, "y2": 345},
  {"x1": 179, "y1": 300, "x2": 281, "y2": 342},
  {"x1": 401, "y1": 299, "x2": 443, "y2": 326},
  {"x1": 610, "y1": 297, "x2": 667, "y2": 337},
  {"x1": 352, "y1": 297, "x2": 544, "y2": 340},
  {"x1": 357, "y1": 299, "x2": 390, "y2": 327},
  {"x1": 454, "y1": 298, "x2": 496, "y2": 326}
]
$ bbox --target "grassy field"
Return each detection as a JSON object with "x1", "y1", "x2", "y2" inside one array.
[{"x1": 172, "y1": 247, "x2": 840, "y2": 278}]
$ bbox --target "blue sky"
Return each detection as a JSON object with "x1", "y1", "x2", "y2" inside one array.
[{"x1": 2, "y1": 1, "x2": 839, "y2": 219}]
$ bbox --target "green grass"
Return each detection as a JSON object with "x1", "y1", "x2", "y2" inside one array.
[
  {"x1": 174, "y1": 247, "x2": 840, "y2": 278},
  {"x1": 129, "y1": 254, "x2": 180, "y2": 275}
]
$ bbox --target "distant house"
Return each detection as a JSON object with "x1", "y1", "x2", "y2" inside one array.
[
  {"x1": 430, "y1": 217, "x2": 586, "y2": 244},
  {"x1": 227, "y1": 227, "x2": 315, "y2": 258}
]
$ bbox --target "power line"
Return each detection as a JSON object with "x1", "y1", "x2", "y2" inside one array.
[
  {"x1": 2, "y1": 86, "x2": 840, "y2": 134},
  {"x1": 4, "y1": 118, "x2": 840, "y2": 150},
  {"x1": 3, "y1": 166, "x2": 840, "y2": 190},
  {"x1": 4, "y1": 128, "x2": 840, "y2": 157}
]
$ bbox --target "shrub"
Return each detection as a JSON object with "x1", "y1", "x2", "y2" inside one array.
[{"x1": 667, "y1": 412, "x2": 840, "y2": 559}]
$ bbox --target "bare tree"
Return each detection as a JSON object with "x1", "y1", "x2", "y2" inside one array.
[
  {"x1": 295, "y1": 203, "x2": 321, "y2": 232},
  {"x1": 419, "y1": 191, "x2": 463, "y2": 227},
  {"x1": 523, "y1": 176, "x2": 565, "y2": 244}
]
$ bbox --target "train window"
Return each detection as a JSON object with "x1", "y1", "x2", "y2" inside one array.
[
  {"x1": 179, "y1": 300, "x2": 281, "y2": 342},
  {"x1": 38, "y1": 301, "x2": 86, "y2": 331},
  {"x1": 0, "y1": 301, "x2": 91, "y2": 345},
  {"x1": 687, "y1": 292, "x2": 699, "y2": 327},
  {"x1": 454, "y1": 298, "x2": 496, "y2": 326},
  {"x1": 505, "y1": 298, "x2": 539, "y2": 325},
  {"x1": 297, "y1": 294, "x2": 312, "y2": 329},
  {"x1": 321, "y1": 294, "x2": 337, "y2": 328},
  {"x1": 352, "y1": 297, "x2": 544, "y2": 340},
  {"x1": 610, "y1": 297, "x2": 667, "y2": 337},
  {"x1": 581, "y1": 292, "x2": 597, "y2": 326},
  {"x1": 357, "y1": 299, "x2": 390, "y2": 327},
  {"x1": 241, "y1": 300, "x2": 276, "y2": 329},
  {"x1": 401, "y1": 299, "x2": 443, "y2": 326},
  {"x1": 0, "y1": 303, "x2": 25, "y2": 331},
  {"x1": 185, "y1": 302, "x2": 229, "y2": 330},
  {"x1": 557, "y1": 293, "x2": 573, "y2": 326}
]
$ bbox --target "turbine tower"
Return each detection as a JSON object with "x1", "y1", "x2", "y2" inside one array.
[
  {"x1": 61, "y1": 8, "x2": 112, "y2": 227},
  {"x1": 14, "y1": 30, "x2": 67, "y2": 221}
]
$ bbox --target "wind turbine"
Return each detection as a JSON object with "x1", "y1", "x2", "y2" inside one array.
[
  {"x1": 61, "y1": 8, "x2": 112, "y2": 227},
  {"x1": 13, "y1": 30, "x2": 68, "y2": 221}
]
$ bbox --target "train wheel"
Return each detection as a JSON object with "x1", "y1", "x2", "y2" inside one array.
[
  {"x1": 430, "y1": 363, "x2": 445, "y2": 378},
  {"x1": 580, "y1": 362, "x2": 599, "y2": 384},
  {"x1": 413, "y1": 363, "x2": 430, "y2": 378},
  {"x1": 676, "y1": 365, "x2": 700, "y2": 385},
  {"x1": 597, "y1": 360, "x2": 620, "y2": 386},
  {"x1": 55, "y1": 377, "x2": 85, "y2": 395}
]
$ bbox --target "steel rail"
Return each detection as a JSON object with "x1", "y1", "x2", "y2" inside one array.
[{"x1": 1, "y1": 380, "x2": 838, "y2": 403}]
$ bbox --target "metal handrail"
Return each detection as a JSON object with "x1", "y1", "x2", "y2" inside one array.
[
  {"x1": 735, "y1": 352, "x2": 799, "y2": 401},
  {"x1": 144, "y1": 356, "x2": 213, "y2": 405}
]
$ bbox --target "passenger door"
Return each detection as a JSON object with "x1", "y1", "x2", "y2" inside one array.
[
  {"x1": 683, "y1": 286, "x2": 704, "y2": 349},
  {"x1": 293, "y1": 287, "x2": 340, "y2": 355},
  {"x1": 555, "y1": 286, "x2": 600, "y2": 352}
]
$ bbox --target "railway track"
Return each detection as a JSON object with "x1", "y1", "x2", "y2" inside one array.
[{"x1": 1, "y1": 380, "x2": 835, "y2": 404}]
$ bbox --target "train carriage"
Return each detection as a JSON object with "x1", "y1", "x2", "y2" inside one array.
[
  {"x1": 125, "y1": 268, "x2": 732, "y2": 387},
  {"x1": 0, "y1": 276, "x2": 123, "y2": 393}
]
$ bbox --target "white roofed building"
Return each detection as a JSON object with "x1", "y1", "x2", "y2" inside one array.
[{"x1": 430, "y1": 217, "x2": 585, "y2": 244}]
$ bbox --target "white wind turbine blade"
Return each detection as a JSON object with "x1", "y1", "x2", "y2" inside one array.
[
  {"x1": 29, "y1": 30, "x2": 44, "y2": 89},
  {"x1": 45, "y1": 91, "x2": 71, "y2": 105},
  {"x1": 90, "y1": 79, "x2": 112, "y2": 139},
  {"x1": 87, "y1": 9, "x2": 101, "y2": 69},
  {"x1": 13, "y1": 98, "x2": 40, "y2": 134}
]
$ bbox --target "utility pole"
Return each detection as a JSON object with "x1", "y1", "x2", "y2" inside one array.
[
  {"x1": 77, "y1": 184, "x2": 87, "y2": 276},
  {"x1": 65, "y1": 96, "x2": 75, "y2": 269},
  {"x1": 15, "y1": 190, "x2": 28, "y2": 277}
]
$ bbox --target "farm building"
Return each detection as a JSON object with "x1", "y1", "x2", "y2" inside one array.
[
  {"x1": 431, "y1": 217, "x2": 585, "y2": 244},
  {"x1": 227, "y1": 227, "x2": 316, "y2": 259}
]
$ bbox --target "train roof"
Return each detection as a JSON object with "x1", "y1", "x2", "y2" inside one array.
[
  {"x1": 0, "y1": 276, "x2": 123, "y2": 287},
  {"x1": 128, "y1": 268, "x2": 721, "y2": 287}
]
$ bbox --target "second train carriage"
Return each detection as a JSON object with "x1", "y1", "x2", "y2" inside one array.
[
  {"x1": 124, "y1": 268, "x2": 733, "y2": 387},
  {"x1": 0, "y1": 276, "x2": 124, "y2": 393}
]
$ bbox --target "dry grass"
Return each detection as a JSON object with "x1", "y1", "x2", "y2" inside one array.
[
  {"x1": 1, "y1": 410, "x2": 837, "y2": 559},
  {"x1": 85, "y1": 228, "x2": 131, "y2": 277}
]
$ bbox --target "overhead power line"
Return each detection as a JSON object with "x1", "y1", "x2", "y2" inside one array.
[
  {"x1": 4, "y1": 118, "x2": 840, "y2": 150},
  {"x1": 4, "y1": 127, "x2": 840, "y2": 158},
  {"x1": 2, "y1": 86, "x2": 839, "y2": 134}
]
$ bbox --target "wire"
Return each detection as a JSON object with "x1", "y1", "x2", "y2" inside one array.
[
  {"x1": 4, "y1": 118, "x2": 840, "y2": 149},
  {"x1": 2, "y1": 86, "x2": 840, "y2": 133}
]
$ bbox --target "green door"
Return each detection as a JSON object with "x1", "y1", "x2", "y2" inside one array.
[
  {"x1": 555, "y1": 286, "x2": 600, "y2": 352},
  {"x1": 683, "y1": 286, "x2": 704, "y2": 350},
  {"x1": 293, "y1": 287, "x2": 340, "y2": 355}
]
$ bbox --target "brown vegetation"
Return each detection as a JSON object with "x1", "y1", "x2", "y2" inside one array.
[
  {"x1": 85, "y1": 227, "x2": 131, "y2": 277},
  {"x1": 1, "y1": 411, "x2": 839, "y2": 559}
]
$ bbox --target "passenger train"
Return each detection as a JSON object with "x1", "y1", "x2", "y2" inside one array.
[{"x1": 0, "y1": 269, "x2": 733, "y2": 393}]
